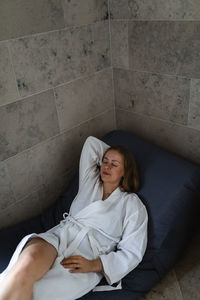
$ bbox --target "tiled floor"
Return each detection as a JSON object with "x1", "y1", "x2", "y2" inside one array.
[{"x1": 140, "y1": 231, "x2": 200, "y2": 300}]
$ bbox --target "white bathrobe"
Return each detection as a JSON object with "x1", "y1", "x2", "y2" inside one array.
[{"x1": 0, "y1": 137, "x2": 148, "y2": 300}]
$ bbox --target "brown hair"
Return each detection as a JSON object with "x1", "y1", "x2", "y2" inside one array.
[{"x1": 102, "y1": 145, "x2": 140, "y2": 193}]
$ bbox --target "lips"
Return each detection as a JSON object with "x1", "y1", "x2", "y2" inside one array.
[{"x1": 103, "y1": 171, "x2": 110, "y2": 175}]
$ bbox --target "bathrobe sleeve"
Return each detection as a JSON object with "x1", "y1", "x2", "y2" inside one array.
[
  {"x1": 99, "y1": 201, "x2": 148, "y2": 285},
  {"x1": 79, "y1": 136, "x2": 110, "y2": 188}
]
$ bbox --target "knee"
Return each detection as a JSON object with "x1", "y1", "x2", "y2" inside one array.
[{"x1": 17, "y1": 246, "x2": 41, "y2": 279}]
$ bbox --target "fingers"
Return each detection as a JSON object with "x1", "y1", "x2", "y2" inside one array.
[
  {"x1": 61, "y1": 255, "x2": 81, "y2": 265},
  {"x1": 60, "y1": 255, "x2": 92, "y2": 273},
  {"x1": 61, "y1": 255, "x2": 82, "y2": 270}
]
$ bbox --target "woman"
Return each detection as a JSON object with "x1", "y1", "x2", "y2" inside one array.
[{"x1": 0, "y1": 136, "x2": 148, "y2": 300}]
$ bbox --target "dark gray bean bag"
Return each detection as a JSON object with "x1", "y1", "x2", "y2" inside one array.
[{"x1": 0, "y1": 130, "x2": 200, "y2": 299}]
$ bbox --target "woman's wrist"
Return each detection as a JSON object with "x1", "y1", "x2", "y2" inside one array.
[{"x1": 91, "y1": 258, "x2": 103, "y2": 272}]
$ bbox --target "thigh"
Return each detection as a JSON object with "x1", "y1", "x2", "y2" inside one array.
[{"x1": 18, "y1": 237, "x2": 58, "y2": 281}]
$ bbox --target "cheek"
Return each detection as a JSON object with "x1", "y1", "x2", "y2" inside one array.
[{"x1": 114, "y1": 168, "x2": 124, "y2": 178}]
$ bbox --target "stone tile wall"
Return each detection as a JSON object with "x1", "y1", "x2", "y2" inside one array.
[
  {"x1": 110, "y1": 1, "x2": 200, "y2": 299},
  {"x1": 0, "y1": 0, "x2": 115, "y2": 229},
  {"x1": 1, "y1": 1, "x2": 200, "y2": 298},
  {"x1": 110, "y1": 0, "x2": 200, "y2": 164}
]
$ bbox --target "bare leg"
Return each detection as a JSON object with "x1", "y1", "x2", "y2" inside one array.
[{"x1": 0, "y1": 238, "x2": 58, "y2": 300}]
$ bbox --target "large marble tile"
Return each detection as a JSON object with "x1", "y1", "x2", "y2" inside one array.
[
  {"x1": 38, "y1": 169, "x2": 76, "y2": 211},
  {"x1": 91, "y1": 21, "x2": 111, "y2": 71},
  {"x1": 140, "y1": 270, "x2": 183, "y2": 300},
  {"x1": 0, "y1": 190, "x2": 42, "y2": 230},
  {"x1": 9, "y1": 22, "x2": 110, "y2": 97},
  {"x1": 114, "y1": 68, "x2": 190, "y2": 125},
  {"x1": 5, "y1": 148, "x2": 42, "y2": 201},
  {"x1": 184, "y1": 127, "x2": 200, "y2": 165},
  {"x1": 175, "y1": 232, "x2": 200, "y2": 300},
  {"x1": 0, "y1": 89, "x2": 60, "y2": 161},
  {"x1": 0, "y1": 0, "x2": 64, "y2": 41},
  {"x1": 109, "y1": 0, "x2": 200, "y2": 20},
  {"x1": 6, "y1": 109, "x2": 115, "y2": 201},
  {"x1": 77, "y1": 108, "x2": 116, "y2": 139},
  {"x1": 129, "y1": 21, "x2": 200, "y2": 79},
  {"x1": 188, "y1": 79, "x2": 200, "y2": 130},
  {"x1": 110, "y1": 21, "x2": 129, "y2": 68},
  {"x1": 116, "y1": 109, "x2": 200, "y2": 164},
  {"x1": 1, "y1": 106, "x2": 115, "y2": 229},
  {"x1": 34, "y1": 108, "x2": 115, "y2": 191},
  {"x1": 0, "y1": 162, "x2": 16, "y2": 210},
  {"x1": 0, "y1": 42, "x2": 19, "y2": 106},
  {"x1": 55, "y1": 68, "x2": 113, "y2": 131},
  {"x1": 63, "y1": 0, "x2": 108, "y2": 26},
  {"x1": 5, "y1": 132, "x2": 68, "y2": 201},
  {"x1": 57, "y1": 108, "x2": 116, "y2": 171}
]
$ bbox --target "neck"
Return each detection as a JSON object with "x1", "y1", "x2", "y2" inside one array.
[{"x1": 102, "y1": 182, "x2": 119, "y2": 200}]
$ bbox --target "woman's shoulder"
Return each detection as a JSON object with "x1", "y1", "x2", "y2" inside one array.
[{"x1": 122, "y1": 191, "x2": 146, "y2": 214}]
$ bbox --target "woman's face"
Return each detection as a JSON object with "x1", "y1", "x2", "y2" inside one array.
[{"x1": 100, "y1": 150, "x2": 124, "y2": 186}]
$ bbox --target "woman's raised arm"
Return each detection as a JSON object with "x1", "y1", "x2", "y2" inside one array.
[{"x1": 78, "y1": 136, "x2": 109, "y2": 189}]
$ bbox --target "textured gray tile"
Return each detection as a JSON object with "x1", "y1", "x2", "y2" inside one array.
[
  {"x1": 38, "y1": 169, "x2": 76, "y2": 211},
  {"x1": 63, "y1": 0, "x2": 108, "y2": 26},
  {"x1": 6, "y1": 109, "x2": 115, "y2": 202},
  {"x1": 77, "y1": 108, "x2": 116, "y2": 139},
  {"x1": 0, "y1": 191, "x2": 42, "y2": 230},
  {"x1": 32, "y1": 134, "x2": 77, "y2": 193},
  {"x1": 110, "y1": 21, "x2": 129, "y2": 68},
  {"x1": 57, "y1": 108, "x2": 116, "y2": 173},
  {"x1": 184, "y1": 128, "x2": 200, "y2": 165},
  {"x1": 1, "y1": 106, "x2": 114, "y2": 228},
  {"x1": 110, "y1": 0, "x2": 200, "y2": 20},
  {"x1": 116, "y1": 109, "x2": 200, "y2": 164},
  {"x1": 55, "y1": 68, "x2": 113, "y2": 131},
  {"x1": 188, "y1": 79, "x2": 200, "y2": 130},
  {"x1": 114, "y1": 68, "x2": 190, "y2": 125},
  {"x1": 5, "y1": 132, "x2": 68, "y2": 201},
  {"x1": 0, "y1": 42, "x2": 19, "y2": 106},
  {"x1": 175, "y1": 232, "x2": 200, "y2": 300},
  {"x1": 91, "y1": 21, "x2": 111, "y2": 71},
  {"x1": 0, "y1": 90, "x2": 60, "y2": 161},
  {"x1": 129, "y1": 21, "x2": 200, "y2": 78},
  {"x1": 35, "y1": 108, "x2": 115, "y2": 190},
  {"x1": 140, "y1": 270, "x2": 182, "y2": 300},
  {"x1": 5, "y1": 148, "x2": 42, "y2": 201},
  {"x1": 0, "y1": 162, "x2": 16, "y2": 210},
  {"x1": 0, "y1": 0, "x2": 64, "y2": 41},
  {"x1": 9, "y1": 22, "x2": 110, "y2": 97}
]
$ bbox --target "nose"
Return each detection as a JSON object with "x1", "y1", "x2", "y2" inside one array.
[{"x1": 105, "y1": 163, "x2": 111, "y2": 170}]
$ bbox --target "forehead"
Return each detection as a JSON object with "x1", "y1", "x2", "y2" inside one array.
[{"x1": 104, "y1": 149, "x2": 124, "y2": 162}]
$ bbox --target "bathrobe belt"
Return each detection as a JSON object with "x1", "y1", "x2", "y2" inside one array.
[{"x1": 61, "y1": 212, "x2": 118, "y2": 259}]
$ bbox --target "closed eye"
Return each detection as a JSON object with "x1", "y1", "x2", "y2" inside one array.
[{"x1": 112, "y1": 163, "x2": 118, "y2": 167}]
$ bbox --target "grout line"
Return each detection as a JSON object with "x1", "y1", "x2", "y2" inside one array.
[
  {"x1": 187, "y1": 79, "x2": 193, "y2": 127},
  {"x1": 2, "y1": 108, "x2": 114, "y2": 164},
  {"x1": 127, "y1": 20, "x2": 130, "y2": 69},
  {"x1": 108, "y1": 0, "x2": 113, "y2": 67},
  {"x1": 116, "y1": 107, "x2": 200, "y2": 132},
  {"x1": 111, "y1": 67, "x2": 117, "y2": 129},
  {"x1": 113, "y1": 66, "x2": 196, "y2": 81},
  {"x1": 109, "y1": 19, "x2": 200, "y2": 22},
  {"x1": 2, "y1": 161, "x2": 18, "y2": 203},
  {"x1": 1, "y1": 19, "x2": 199, "y2": 44},
  {"x1": 6, "y1": 41, "x2": 21, "y2": 100},
  {"x1": 3, "y1": 20, "x2": 109, "y2": 43},
  {"x1": 0, "y1": 67, "x2": 112, "y2": 109},
  {"x1": 108, "y1": 0, "x2": 117, "y2": 130},
  {"x1": 59, "y1": 107, "x2": 114, "y2": 134},
  {"x1": 173, "y1": 269, "x2": 184, "y2": 300},
  {"x1": 52, "y1": 87, "x2": 62, "y2": 134}
]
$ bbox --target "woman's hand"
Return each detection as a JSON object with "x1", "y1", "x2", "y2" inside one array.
[{"x1": 60, "y1": 255, "x2": 103, "y2": 273}]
